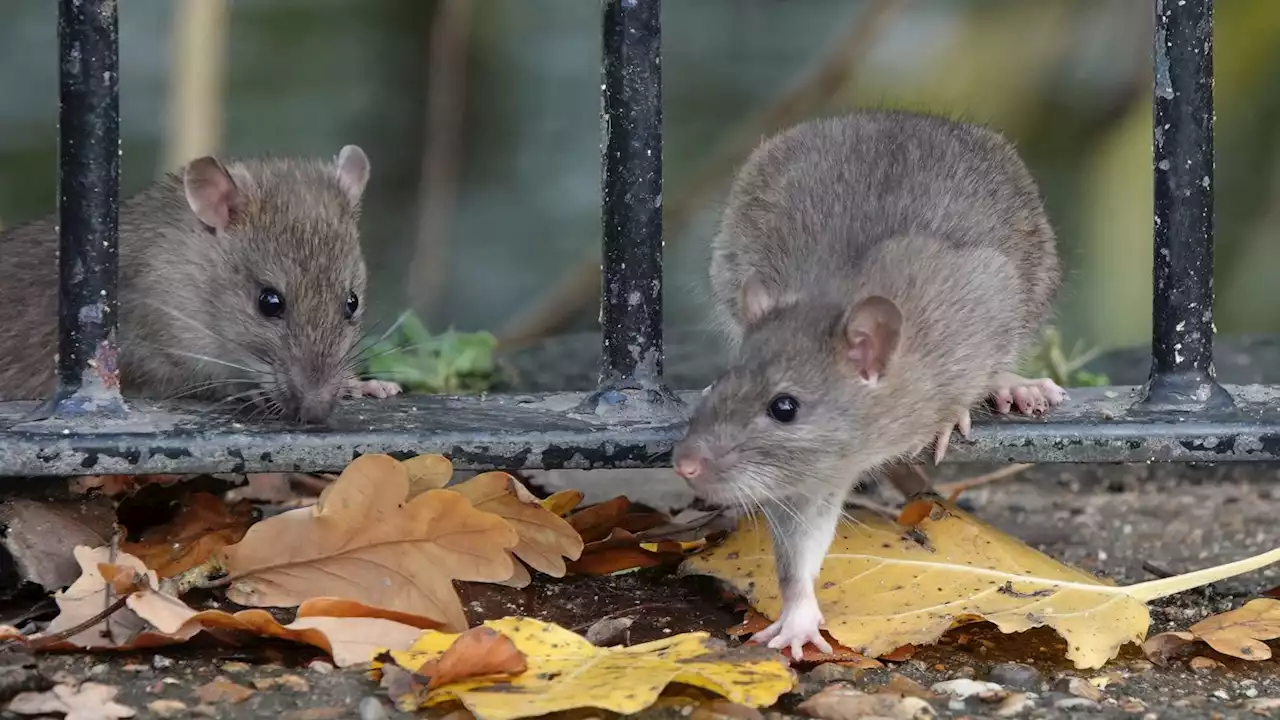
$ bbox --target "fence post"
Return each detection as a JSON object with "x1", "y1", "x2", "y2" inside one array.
[
  {"x1": 1142, "y1": 0, "x2": 1231, "y2": 411},
  {"x1": 44, "y1": 0, "x2": 127, "y2": 418},
  {"x1": 589, "y1": 0, "x2": 681, "y2": 415}
]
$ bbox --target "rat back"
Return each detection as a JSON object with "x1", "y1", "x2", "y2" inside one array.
[{"x1": 709, "y1": 110, "x2": 1059, "y2": 353}]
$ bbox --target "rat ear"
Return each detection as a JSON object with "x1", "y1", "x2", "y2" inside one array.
[
  {"x1": 842, "y1": 295, "x2": 902, "y2": 384},
  {"x1": 184, "y1": 156, "x2": 241, "y2": 232},
  {"x1": 335, "y1": 145, "x2": 370, "y2": 205},
  {"x1": 740, "y1": 274, "x2": 776, "y2": 326}
]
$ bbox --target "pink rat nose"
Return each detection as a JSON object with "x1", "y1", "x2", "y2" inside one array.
[{"x1": 673, "y1": 453, "x2": 704, "y2": 480}]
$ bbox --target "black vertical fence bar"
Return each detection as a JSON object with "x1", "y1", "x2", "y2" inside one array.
[
  {"x1": 599, "y1": 0, "x2": 663, "y2": 390},
  {"x1": 54, "y1": 0, "x2": 125, "y2": 411},
  {"x1": 1144, "y1": 0, "x2": 1230, "y2": 410}
]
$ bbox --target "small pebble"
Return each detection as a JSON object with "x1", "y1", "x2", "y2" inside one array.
[
  {"x1": 1212, "y1": 689, "x2": 1230, "y2": 701},
  {"x1": 1053, "y1": 697, "x2": 1100, "y2": 711},
  {"x1": 309, "y1": 660, "x2": 335, "y2": 674},
  {"x1": 359, "y1": 696, "x2": 391, "y2": 720},
  {"x1": 147, "y1": 699, "x2": 187, "y2": 718},
  {"x1": 1189, "y1": 656, "x2": 1221, "y2": 672},
  {"x1": 221, "y1": 661, "x2": 252, "y2": 673},
  {"x1": 88, "y1": 663, "x2": 109, "y2": 676},
  {"x1": 931, "y1": 679, "x2": 1006, "y2": 700},
  {"x1": 806, "y1": 663, "x2": 857, "y2": 684},
  {"x1": 995, "y1": 692, "x2": 1038, "y2": 717},
  {"x1": 121, "y1": 663, "x2": 149, "y2": 673},
  {"x1": 152, "y1": 655, "x2": 174, "y2": 670},
  {"x1": 986, "y1": 662, "x2": 1041, "y2": 691},
  {"x1": 192, "y1": 705, "x2": 218, "y2": 718},
  {"x1": 1054, "y1": 676, "x2": 1103, "y2": 702}
]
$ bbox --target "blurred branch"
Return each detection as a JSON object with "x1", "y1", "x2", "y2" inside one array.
[
  {"x1": 162, "y1": 0, "x2": 229, "y2": 170},
  {"x1": 497, "y1": 0, "x2": 910, "y2": 348},
  {"x1": 408, "y1": 0, "x2": 473, "y2": 325}
]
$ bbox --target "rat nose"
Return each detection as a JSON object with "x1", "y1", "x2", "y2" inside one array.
[
  {"x1": 295, "y1": 391, "x2": 337, "y2": 425},
  {"x1": 673, "y1": 452, "x2": 705, "y2": 480}
]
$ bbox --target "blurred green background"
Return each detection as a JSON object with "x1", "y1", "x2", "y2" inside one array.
[{"x1": 0, "y1": 0, "x2": 1276, "y2": 379}]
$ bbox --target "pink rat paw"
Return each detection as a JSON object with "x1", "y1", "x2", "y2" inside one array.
[
  {"x1": 989, "y1": 372, "x2": 1068, "y2": 416},
  {"x1": 342, "y1": 378, "x2": 403, "y2": 400},
  {"x1": 751, "y1": 597, "x2": 832, "y2": 660}
]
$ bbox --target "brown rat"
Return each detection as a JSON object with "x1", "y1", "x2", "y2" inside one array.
[
  {"x1": 0, "y1": 145, "x2": 400, "y2": 422},
  {"x1": 672, "y1": 110, "x2": 1066, "y2": 658}
]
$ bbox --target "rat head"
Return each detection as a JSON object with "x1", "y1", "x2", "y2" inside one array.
[
  {"x1": 172, "y1": 145, "x2": 372, "y2": 423},
  {"x1": 673, "y1": 277, "x2": 904, "y2": 508}
]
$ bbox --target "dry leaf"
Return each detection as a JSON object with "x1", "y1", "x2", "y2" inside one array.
[
  {"x1": 416, "y1": 626, "x2": 528, "y2": 690},
  {"x1": 0, "y1": 498, "x2": 115, "y2": 591},
  {"x1": 683, "y1": 500, "x2": 1280, "y2": 669},
  {"x1": 1141, "y1": 631, "x2": 1197, "y2": 665},
  {"x1": 8, "y1": 681, "x2": 136, "y2": 719},
  {"x1": 196, "y1": 679, "x2": 255, "y2": 704},
  {"x1": 541, "y1": 489, "x2": 584, "y2": 516},
  {"x1": 450, "y1": 472, "x2": 584, "y2": 585},
  {"x1": 404, "y1": 454, "x2": 455, "y2": 496},
  {"x1": 98, "y1": 563, "x2": 148, "y2": 594},
  {"x1": 217, "y1": 454, "x2": 518, "y2": 630},
  {"x1": 566, "y1": 496, "x2": 632, "y2": 543},
  {"x1": 120, "y1": 493, "x2": 255, "y2": 578},
  {"x1": 382, "y1": 617, "x2": 794, "y2": 720},
  {"x1": 125, "y1": 594, "x2": 428, "y2": 667},
  {"x1": 796, "y1": 686, "x2": 935, "y2": 720},
  {"x1": 567, "y1": 528, "x2": 687, "y2": 575},
  {"x1": 895, "y1": 499, "x2": 936, "y2": 528},
  {"x1": 44, "y1": 546, "x2": 157, "y2": 648},
  {"x1": 24, "y1": 552, "x2": 424, "y2": 664},
  {"x1": 1145, "y1": 599, "x2": 1280, "y2": 662}
]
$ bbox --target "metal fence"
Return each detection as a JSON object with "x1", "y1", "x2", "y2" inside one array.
[{"x1": 0, "y1": 0, "x2": 1275, "y2": 479}]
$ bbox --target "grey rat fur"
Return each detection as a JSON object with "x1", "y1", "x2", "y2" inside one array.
[
  {"x1": 673, "y1": 110, "x2": 1064, "y2": 658},
  {"x1": 0, "y1": 145, "x2": 399, "y2": 422}
]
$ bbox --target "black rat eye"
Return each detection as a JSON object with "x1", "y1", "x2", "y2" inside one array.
[
  {"x1": 767, "y1": 394, "x2": 799, "y2": 423},
  {"x1": 258, "y1": 287, "x2": 286, "y2": 318},
  {"x1": 344, "y1": 291, "x2": 359, "y2": 319}
]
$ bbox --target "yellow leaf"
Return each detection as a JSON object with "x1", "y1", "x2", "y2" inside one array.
[
  {"x1": 450, "y1": 472, "x2": 584, "y2": 586},
  {"x1": 540, "y1": 489, "x2": 584, "y2": 516},
  {"x1": 217, "y1": 454, "x2": 518, "y2": 630},
  {"x1": 1185, "y1": 599, "x2": 1280, "y2": 660},
  {"x1": 683, "y1": 501, "x2": 1280, "y2": 670},
  {"x1": 384, "y1": 617, "x2": 794, "y2": 720},
  {"x1": 403, "y1": 454, "x2": 455, "y2": 496}
]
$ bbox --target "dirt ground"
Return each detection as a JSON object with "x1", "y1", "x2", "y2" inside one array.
[{"x1": 3, "y1": 462, "x2": 1277, "y2": 720}]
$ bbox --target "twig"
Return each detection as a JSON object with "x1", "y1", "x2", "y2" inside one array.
[
  {"x1": 25, "y1": 596, "x2": 130, "y2": 650},
  {"x1": 498, "y1": 0, "x2": 910, "y2": 347},
  {"x1": 935, "y1": 463, "x2": 1033, "y2": 501},
  {"x1": 408, "y1": 0, "x2": 473, "y2": 323}
]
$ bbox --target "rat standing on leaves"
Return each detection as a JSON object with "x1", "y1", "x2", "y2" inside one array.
[
  {"x1": 672, "y1": 111, "x2": 1067, "y2": 658},
  {"x1": 0, "y1": 145, "x2": 399, "y2": 423}
]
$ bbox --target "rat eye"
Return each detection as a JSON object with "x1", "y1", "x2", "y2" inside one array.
[
  {"x1": 767, "y1": 394, "x2": 799, "y2": 423},
  {"x1": 258, "y1": 287, "x2": 286, "y2": 318},
  {"x1": 344, "y1": 291, "x2": 359, "y2": 319}
]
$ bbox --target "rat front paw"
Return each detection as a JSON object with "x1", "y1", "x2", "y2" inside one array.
[
  {"x1": 751, "y1": 601, "x2": 832, "y2": 660},
  {"x1": 989, "y1": 372, "x2": 1068, "y2": 416},
  {"x1": 342, "y1": 378, "x2": 403, "y2": 400}
]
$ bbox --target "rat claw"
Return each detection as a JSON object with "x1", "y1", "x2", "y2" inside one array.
[
  {"x1": 989, "y1": 373, "x2": 1068, "y2": 417},
  {"x1": 932, "y1": 424, "x2": 952, "y2": 465},
  {"x1": 957, "y1": 408, "x2": 972, "y2": 437},
  {"x1": 753, "y1": 598, "x2": 830, "y2": 660}
]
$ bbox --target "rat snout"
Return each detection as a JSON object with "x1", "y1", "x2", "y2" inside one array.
[
  {"x1": 297, "y1": 393, "x2": 337, "y2": 424},
  {"x1": 673, "y1": 450, "x2": 705, "y2": 481}
]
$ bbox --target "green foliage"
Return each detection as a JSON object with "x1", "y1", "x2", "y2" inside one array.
[
  {"x1": 364, "y1": 312, "x2": 500, "y2": 394},
  {"x1": 1020, "y1": 327, "x2": 1110, "y2": 388}
]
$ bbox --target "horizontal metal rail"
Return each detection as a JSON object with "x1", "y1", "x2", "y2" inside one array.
[{"x1": 2, "y1": 0, "x2": 1267, "y2": 481}]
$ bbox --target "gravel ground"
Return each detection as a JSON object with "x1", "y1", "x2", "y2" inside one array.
[{"x1": 1, "y1": 463, "x2": 1276, "y2": 720}]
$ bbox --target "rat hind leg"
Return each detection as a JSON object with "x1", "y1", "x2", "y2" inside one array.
[{"x1": 988, "y1": 372, "x2": 1067, "y2": 416}]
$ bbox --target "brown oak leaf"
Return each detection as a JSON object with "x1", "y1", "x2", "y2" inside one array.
[
  {"x1": 120, "y1": 493, "x2": 255, "y2": 578},
  {"x1": 417, "y1": 626, "x2": 528, "y2": 690},
  {"x1": 217, "y1": 454, "x2": 518, "y2": 630},
  {"x1": 451, "y1": 472, "x2": 583, "y2": 587}
]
